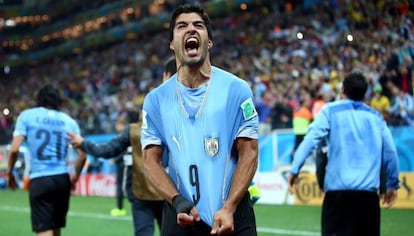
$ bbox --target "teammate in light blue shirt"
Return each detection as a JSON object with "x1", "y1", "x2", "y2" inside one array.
[
  {"x1": 288, "y1": 71, "x2": 400, "y2": 236},
  {"x1": 7, "y1": 84, "x2": 86, "y2": 235},
  {"x1": 141, "y1": 4, "x2": 259, "y2": 235},
  {"x1": 13, "y1": 107, "x2": 81, "y2": 179}
]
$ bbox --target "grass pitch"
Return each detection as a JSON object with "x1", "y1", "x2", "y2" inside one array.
[{"x1": 0, "y1": 189, "x2": 413, "y2": 235}]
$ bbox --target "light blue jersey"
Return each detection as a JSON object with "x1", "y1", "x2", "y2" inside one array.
[
  {"x1": 141, "y1": 66, "x2": 259, "y2": 226},
  {"x1": 290, "y1": 99, "x2": 400, "y2": 192},
  {"x1": 13, "y1": 107, "x2": 81, "y2": 179}
]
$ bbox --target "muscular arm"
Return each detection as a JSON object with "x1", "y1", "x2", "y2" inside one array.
[
  {"x1": 211, "y1": 137, "x2": 258, "y2": 234},
  {"x1": 70, "y1": 148, "x2": 87, "y2": 189},
  {"x1": 142, "y1": 145, "x2": 178, "y2": 204},
  {"x1": 73, "y1": 149, "x2": 87, "y2": 177},
  {"x1": 224, "y1": 137, "x2": 258, "y2": 213}
]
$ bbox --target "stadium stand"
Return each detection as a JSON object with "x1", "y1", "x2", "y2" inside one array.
[{"x1": 0, "y1": 0, "x2": 413, "y2": 145}]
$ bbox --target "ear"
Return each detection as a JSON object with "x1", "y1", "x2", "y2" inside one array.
[
  {"x1": 169, "y1": 41, "x2": 174, "y2": 51},
  {"x1": 340, "y1": 86, "x2": 346, "y2": 99},
  {"x1": 208, "y1": 39, "x2": 213, "y2": 49}
]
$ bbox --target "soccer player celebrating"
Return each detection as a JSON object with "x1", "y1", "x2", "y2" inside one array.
[
  {"x1": 141, "y1": 4, "x2": 259, "y2": 236},
  {"x1": 7, "y1": 84, "x2": 86, "y2": 236}
]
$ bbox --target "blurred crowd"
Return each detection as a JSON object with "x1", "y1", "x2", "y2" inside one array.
[{"x1": 1, "y1": 1, "x2": 414, "y2": 144}]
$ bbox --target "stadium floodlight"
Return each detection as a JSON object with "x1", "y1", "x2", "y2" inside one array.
[
  {"x1": 5, "y1": 19, "x2": 16, "y2": 27},
  {"x1": 4, "y1": 65, "x2": 10, "y2": 74},
  {"x1": 2, "y1": 108, "x2": 10, "y2": 116},
  {"x1": 297, "y1": 32, "x2": 304, "y2": 40},
  {"x1": 346, "y1": 34, "x2": 354, "y2": 42}
]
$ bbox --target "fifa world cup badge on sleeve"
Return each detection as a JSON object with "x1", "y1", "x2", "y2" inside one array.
[
  {"x1": 205, "y1": 137, "x2": 219, "y2": 157},
  {"x1": 241, "y1": 98, "x2": 257, "y2": 121}
]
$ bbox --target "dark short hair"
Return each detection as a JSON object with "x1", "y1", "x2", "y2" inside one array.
[
  {"x1": 164, "y1": 56, "x2": 177, "y2": 75},
  {"x1": 169, "y1": 4, "x2": 213, "y2": 42},
  {"x1": 36, "y1": 84, "x2": 62, "y2": 110},
  {"x1": 342, "y1": 71, "x2": 368, "y2": 101}
]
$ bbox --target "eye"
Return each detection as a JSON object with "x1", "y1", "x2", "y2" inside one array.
[
  {"x1": 176, "y1": 23, "x2": 186, "y2": 29},
  {"x1": 194, "y1": 23, "x2": 205, "y2": 29}
]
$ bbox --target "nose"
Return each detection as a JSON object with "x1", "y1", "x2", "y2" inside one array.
[{"x1": 186, "y1": 23, "x2": 197, "y2": 33}]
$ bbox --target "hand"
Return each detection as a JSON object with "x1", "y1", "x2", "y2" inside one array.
[
  {"x1": 66, "y1": 132, "x2": 84, "y2": 148},
  {"x1": 7, "y1": 172, "x2": 17, "y2": 191},
  {"x1": 287, "y1": 173, "x2": 298, "y2": 194},
  {"x1": 319, "y1": 188, "x2": 325, "y2": 195},
  {"x1": 70, "y1": 174, "x2": 79, "y2": 191},
  {"x1": 210, "y1": 207, "x2": 234, "y2": 235},
  {"x1": 382, "y1": 189, "x2": 398, "y2": 208},
  {"x1": 176, "y1": 208, "x2": 200, "y2": 227},
  {"x1": 172, "y1": 195, "x2": 200, "y2": 226}
]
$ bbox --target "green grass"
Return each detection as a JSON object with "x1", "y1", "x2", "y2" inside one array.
[{"x1": 1, "y1": 189, "x2": 413, "y2": 235}]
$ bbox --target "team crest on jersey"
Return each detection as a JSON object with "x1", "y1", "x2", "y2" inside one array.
[{"x1": 204, "y1": 138, "x2": 219, "y2": 157}]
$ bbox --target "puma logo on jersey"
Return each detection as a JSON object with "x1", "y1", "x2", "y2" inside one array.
[{"x1": 172, "y1": 136, "x2": 181, "y2": 151}]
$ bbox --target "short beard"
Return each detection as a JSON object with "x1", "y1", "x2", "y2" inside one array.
[{"x1": 185, "y1": 56, "x2": 205, "y2": 68}]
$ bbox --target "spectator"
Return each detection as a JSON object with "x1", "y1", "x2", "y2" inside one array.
[
  {"x1": 388, "y1": 84, "x2": 414, "y2": 126},
  {"x1": 110, "y1": 116, "x2": 128, "y2": 217},
  {"x1": 370, "y1": 84, "x2": 391, "y2": 123},
  {"x1": 291, "y1": 93, "x2": 313, "y2": 163}
]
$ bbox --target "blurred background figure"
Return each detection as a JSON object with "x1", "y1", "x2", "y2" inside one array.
[
  {"x1": 369, "y1": 84, "x2": 391, "y2": 124},
  {"x1": 163, "y1": 56, "x2": 177, "y2": 82},
  {"x1": 388, "y1": 83, "x2": 414, "y2": 127},
  {"x1": 7, "y1": 84, "x2": 87, "y2": 236},
  {"x1": 110, "y1": 115, "x2": 128, "y2": 217},
  {"x1": 67, "y1": 109, "x2": 164, "y2": 236},
  {"x1": 291, "y1": 93, "x2": 313, "y2": 163}
]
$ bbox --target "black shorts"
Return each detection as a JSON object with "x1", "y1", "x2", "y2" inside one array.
[
  {"x1": 322, "y1": 190, "x2": 380, "y2": 236},
  {"x1": 29, "y1": 173, "x2": 71, "y2": 233},
  {"x1": 161, "y1": 192, "x2": 257, "y2": 236}
]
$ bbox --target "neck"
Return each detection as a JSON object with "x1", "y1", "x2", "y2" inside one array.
[
  {"x1": 178, "y1": 69, "x2": 208, "y2": 88},
  {"x1": 177, "y1": 57, "x2": 211, "y2": 88}
]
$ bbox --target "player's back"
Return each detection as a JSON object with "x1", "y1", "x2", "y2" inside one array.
[
  {"x1": 323, "y1": 99, "x2": 387, "y2": 191},
  {"x1": 15, "y1": 107, "x2": 80, "y2": 178}
]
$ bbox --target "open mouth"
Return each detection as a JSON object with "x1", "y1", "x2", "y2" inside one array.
[{"x1": 185, "y1": 37, "x2": 199, "y2": 55}]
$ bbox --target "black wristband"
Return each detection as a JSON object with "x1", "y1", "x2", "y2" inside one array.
[{"x1": 172, "y1": 195, "x2": 194, "y2": 214}]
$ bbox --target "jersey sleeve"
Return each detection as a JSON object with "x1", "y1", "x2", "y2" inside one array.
[
  {"x1": 290, "y1": 105, "x2": 330, "y2": 175},
  {"x1": 141, "y1": 93, "x2": 163, "y2": 149},
  {"x1": 381, "y1": 122, "x2": 400, "y2": 190},
  {"x1": 68, "y1": 116, "x2": 81, "y2": 135},
  {"x1": 13, "y1": 111, "x2": 28, "y2": 137},
  {"x1": 235, "y1": 80, "x2": 259, "y2": 140}
]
